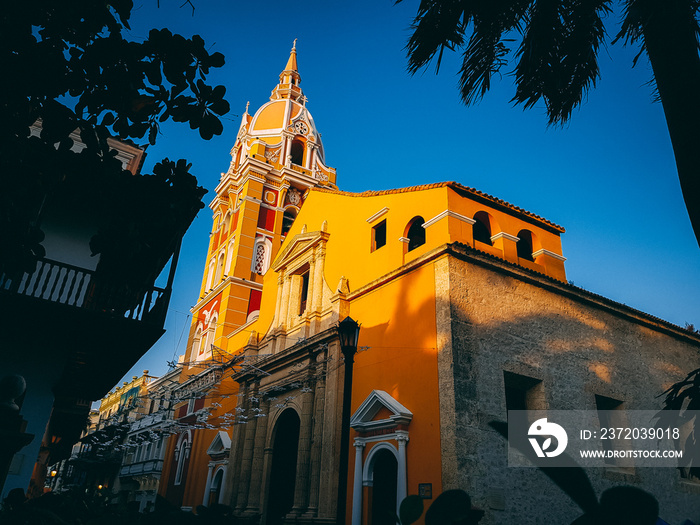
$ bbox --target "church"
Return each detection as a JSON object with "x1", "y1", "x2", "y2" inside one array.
[{"x1": 157, "y1": 44, "x2": 700, "y2": 525}]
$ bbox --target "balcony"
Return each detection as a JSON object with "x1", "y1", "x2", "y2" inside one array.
[
  {"x1": 119, "y1": 459, "x2": 164, "y2": 478},
  {"x1": 0, "y1": 257, "x2": 168, "y2": 324},
  {"x1": 0, "y1": 256, "x2": 174, "y2": 401}
]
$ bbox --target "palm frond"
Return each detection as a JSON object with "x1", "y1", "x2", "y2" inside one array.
[
  {"x1": 404, "y1": 0, "x2": 469, "y2": 74},
  {"x1": 513, "y1": 0, "x2": 611, "y2": 124},
  {"x1": 456, "y1": 0, "x2": 532, "y2": 104}
]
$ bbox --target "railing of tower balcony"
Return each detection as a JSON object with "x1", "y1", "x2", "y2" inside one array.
[{"x1": 0, "y1": 257, "x2": 168, "y2": 323}]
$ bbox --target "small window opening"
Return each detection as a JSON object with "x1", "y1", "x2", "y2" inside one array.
[
  {"x1": 406, "y1": 217, "x2": 425, "y2": 252},
  {"x1": 290, "y1": 140, "x2": 304, "y2": 166},
  {"x1": 372, "y1": 220, "x2": 387, "y2": 251},
  {"x1": 517, "y1": 230, "x2": 535, "y2": 262},
  {"x1": 282, "y1": 208, "x2": 297, "y2": 236},
  {"x1": 595, "y1": 395, "x2": 625, "y2": 465},
  {"x1": 299, "y1": 271, "x2": 310, "y2": 315},
  {"x1": 504, "y1": 371, "x2": 544, "y2": 412},
  {"x1": 473, "y1": 211, "x2": 492, "y2": 246}
]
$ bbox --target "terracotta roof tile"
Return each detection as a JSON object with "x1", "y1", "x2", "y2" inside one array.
[{"x1": 313, "y1": 181, "x2": 565, "y2": 233}]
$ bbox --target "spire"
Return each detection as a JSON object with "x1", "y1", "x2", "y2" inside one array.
[
  {"x1": 284, "y1": 39, "x2": 298, "y2": 72},
  {"x1": 277, "y1": 39, "x2": 301, "y2": 93}
]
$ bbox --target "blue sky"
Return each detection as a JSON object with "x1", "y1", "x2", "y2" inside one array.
[{"x1": 117, "y1": 1, "x2": 700, "y2": 383}]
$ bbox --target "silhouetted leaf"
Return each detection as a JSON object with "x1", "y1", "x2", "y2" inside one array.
[{"x1": 399, "y1": 495, "x2": 424, "y2": 525}]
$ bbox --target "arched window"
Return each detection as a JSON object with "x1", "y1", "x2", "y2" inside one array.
[
  {"x1": 223, "y1": 212, "x2": 231, "y2": 235},
  {"x1": 174, "y1": 435, "x2": 190, "y2": 486},
  {"x1": 225, "y1": 239, "x2": 235, "y2": 275},
  {"x1": 290, "y1": 140, "x2": 304, "y2": 166},
  {"x1": 282, "y1": 208, "x2": 298, "y2": 236},
  {"x1": 206, "y1": 258, "x2": 216, "y2": 290},
  {"x1": 215, "y1": 251, "x2": 226, "y2": 284},
  {"x1": 517, "y1": 229, "x2": 537, "y2": 262},
  {"x1": 207, "y1": 314, "x2": 217, "y2": 354},
  {"x1": 473, "y1": 211, "x2": 493, "y2": 246},
  {"x1": 193, "y1": 325, "x2": 203, "y2": 359},
  {"x1": 405, "y1": 216, "x2": 426, "y2": 252},
  {"x1": 251, "y1": 237, "x2": 272, "y2": 275}
]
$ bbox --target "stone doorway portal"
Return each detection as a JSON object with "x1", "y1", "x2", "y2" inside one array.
[{"x1": 265, "y1": 408, "x2": 300, "y2": 525}]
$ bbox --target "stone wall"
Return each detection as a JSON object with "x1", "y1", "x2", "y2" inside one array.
[{"x1": 436, "y1": 247, "x2": 700, "y2": 524}]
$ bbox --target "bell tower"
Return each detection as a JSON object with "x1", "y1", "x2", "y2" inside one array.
[{"x1": 185, "y1": 42, "x2": 337, "y2": 368}]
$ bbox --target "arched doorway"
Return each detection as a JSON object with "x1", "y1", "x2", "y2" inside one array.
[
  {"x1": 266, "y1": 409, "x2": 300, "y2": 525},
  {"x1": 370, "y1": 448, "x2": 398, "y2": 525},
  {"x1": 209, "y1": 468, "x2": 224, "y2": 506}
]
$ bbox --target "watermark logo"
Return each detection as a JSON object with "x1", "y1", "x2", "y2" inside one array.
[{"x1": 528, "y1": 418, "x2": 568, "y2": 458}]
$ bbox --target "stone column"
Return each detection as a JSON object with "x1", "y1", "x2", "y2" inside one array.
[
  {"x1": 245, "y1": 396, "x2": 270, "y2": 514},
  {"x1": 351, "y1": 440, "x2": 365, "y2": 525},
  {"x1": 279, "y1": 276, "x2": 291, "y2": 329},
  {"x1": 290, "y1": 379, "x2": 315, "y2": 514},
  {"x1": 304, "y1": 352, "x2": 326, "y2": 517},
  {"x1": 396, "y1": 431, "x2": 409, "y2": 513},
  {"x1": 202, "y1": 463, "x2": 214, "y2": 506},
  {"x1": 235, "y1": 383, "x2": 259, "y2": 512},
  {"x1": 312, "y1": 246, "x2": 325, "y2": 312},
  {"x1": 306, "y1": 252, "x2": 316, "y2": 314},
  {"x1": 273, "y1": 273, "x2": 284, "y2": 328},
  {"x1": 224, "y1": 383, "x2": 248, "y2": 507}
]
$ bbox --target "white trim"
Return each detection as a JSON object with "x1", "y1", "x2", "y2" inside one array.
[
  {"x1": 398, "y1": 237, "x2": 409, "y2": 244},
  {"x1": 191, "y1": 276, "x2": 262, "y2": 312},
  {"x1": 361, "y1": 441, "x2": 399, "y2": 486},
  {"x1": 351, "y1": 432, "x2": 409, "y2": 525},
  {"x1": 491, "y1": 232, "x2": 520, "y2": 243},
  {"x1": 422, "y1": 210, "x2": 476, "y2": 229},
  {"x1": 366, "y1": 207, "x2": 389, "y2": 224},
  {"x1": 532, "y1": 248, "x2": 567, "y2": 261},
  {"x1": 206, "y1": 431, "x2": 232, "y2": 456},
  {"x1": 350, "y1": 390, "x2": 413, "y2": 431},
  {"x1": 251, "y1": 237, "x2": 273, "y2": 275}
]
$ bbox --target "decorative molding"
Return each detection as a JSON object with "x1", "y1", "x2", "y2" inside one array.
[
  {"x1": 532, "y1": 248, "x2": 567, "y2": 262},
  {"x1": 350, "y1": 390, "x2": 413, "y2": 431},
  {"x1": 422, "y1": 210, "x2": 476, "y2": 229},
  {"x1": 491, "y1": 232, "x2": 520, "y2": 243},
  {"x1": 366, "y1": 207, "x2": 389, "y2": 224},
  {"x1": 398, "y1": 237, "x2": 409, "y2": 244},
  {"x1": 246, "y1": 173, "x2": 267, "y2": 184},
  {"x1": 272, "y1": 230, "x2": 330, "y2": 273},
  {"x1": 264, "y1": 148, "x2": 281, "y2": 163},
  {"x1": 206, "y1": 431, "x2": 232, "y2": 457}
]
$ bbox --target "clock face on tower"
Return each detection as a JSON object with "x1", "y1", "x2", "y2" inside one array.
[{"x1": 294, "y1": 121, "x2": 308, "y2": 135}]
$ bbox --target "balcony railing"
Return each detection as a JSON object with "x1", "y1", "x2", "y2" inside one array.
[
  {"x1": 119, "y1": 459, "x2": 164, "y2": 477},
  {"x1": 0, "y1": 257, "x2": 168, "y2": 323}
]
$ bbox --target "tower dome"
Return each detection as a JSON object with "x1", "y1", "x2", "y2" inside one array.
[{"x1": 225, "y1": 41, "x2": 335, "y2": 182}]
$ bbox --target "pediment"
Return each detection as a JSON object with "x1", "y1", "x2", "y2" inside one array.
[
  {"x1": 206, "y1": 430, "x2": 231, "y2": 457},
  {"x1": 350, "y1": 390, "x2": 412, "y2": 432},
  {"x1": 272, "y1": 230, "x2": 329, "y2": 272}
]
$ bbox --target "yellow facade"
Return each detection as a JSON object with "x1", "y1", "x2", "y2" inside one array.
[
  {"x1": 162, "y1": 44, "x2": 569, "y2": 520},
  {"x1": 160, "y1": 42, "x2": 339, "y2": 511},
  {"x1": 220, "y1": 182, "x2": 567, "y2": 524},
  {"x1": 159, "y1": 45, "x2": 700, "y2": 525}
]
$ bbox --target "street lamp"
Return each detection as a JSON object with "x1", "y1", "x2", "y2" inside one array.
[{"x1": 336, "y1": 316, "x2": 360, "y2": 525}]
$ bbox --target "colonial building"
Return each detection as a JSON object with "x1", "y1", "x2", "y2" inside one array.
[
  {"x1": 160, "y1": 45, "x2": 700, "y2": 525},
  {"x1": 118, "y1": 366, "x2": 181, "y2": 512},
  {"x1": 0, "y1": 127, "x2": 202, "y2": 498},
  {"x1": 158, "y1": 41, "x2": 337, "y2": 511}
]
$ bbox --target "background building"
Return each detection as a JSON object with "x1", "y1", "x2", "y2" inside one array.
[{"x1": 0, "y1": 125, "x2": 202, "y2": 498}]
